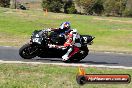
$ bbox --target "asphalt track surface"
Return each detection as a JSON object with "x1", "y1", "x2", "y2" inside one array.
[{"x1": 0, "y1": 46, "x2": 132, "y2": 67}]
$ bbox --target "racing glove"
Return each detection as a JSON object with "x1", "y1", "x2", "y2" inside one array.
[{"x1": 48, "y1": 44, "x2": 57, "y2": 48}]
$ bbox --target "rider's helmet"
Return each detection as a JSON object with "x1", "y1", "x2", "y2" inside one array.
[{"x1": 59, "y1": 22, "x2": 71, "y2": 30}]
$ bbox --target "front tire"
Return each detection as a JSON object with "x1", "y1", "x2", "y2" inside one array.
[{"x1": 19, "y1": 43, "x2": 38, "y2": 59}]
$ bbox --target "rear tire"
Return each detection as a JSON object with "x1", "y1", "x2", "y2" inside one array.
[
  {"x1": 62, "y1": 55, "x2": 81, "y2": 63},
  {"x1": 19, "y1": 43, "x2": 38, "y2": 59},
  {"x1": 63, "y1": 46, "x2": 89, "y2": 63},
  {"x1": 80, "y1": 46, "x2": 89, "y2": 59}
]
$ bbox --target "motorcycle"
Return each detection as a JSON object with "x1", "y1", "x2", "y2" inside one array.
[{"x1": 19, "y1": 29, "x2": 95, "y2": 62}]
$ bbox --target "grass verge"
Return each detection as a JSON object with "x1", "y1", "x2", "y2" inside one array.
[{"x1": 0, "y1": 64, "x2": 131, "y2": 88}]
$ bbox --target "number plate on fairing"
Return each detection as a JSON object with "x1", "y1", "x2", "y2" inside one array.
[
  {"x1": 83, "y1": 37, "x2": 88, "y2": 43},
  {"x1": 32, "y1": 38, "x2": 42, "y2": 44}
]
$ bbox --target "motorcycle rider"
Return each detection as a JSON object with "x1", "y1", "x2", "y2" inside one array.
[
  {"x1": 62, "y1": 29, "x2": 82, "y2": 61},
  {"x1": 47, "y1": 22, "x2": 71, "y2": 36},
  {"x1": 46, "y1": 22, "x2": 71, "y2": 45},
  {"x1": 48, "y1": 27, "x2": 82, "y2": 61}
]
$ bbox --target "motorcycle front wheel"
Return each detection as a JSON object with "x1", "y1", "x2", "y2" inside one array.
[{"x1": 19, "y1": 43, "x2": 38, "y2": 59}]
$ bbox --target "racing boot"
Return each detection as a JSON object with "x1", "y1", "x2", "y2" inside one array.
[{"x1": 62, "y1": 47, "x2": 72, "y2": 61}]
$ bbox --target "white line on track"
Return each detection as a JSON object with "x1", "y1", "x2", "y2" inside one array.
[
  {"x1": 0, "y1": 46, "x2": 12, "y2": 48},
  {"x1": 103, "y1": 51, "x2": 131, "y2": 55},
  {"x1": 0, "y1": 60, "x2": 132, "y2": 69}
]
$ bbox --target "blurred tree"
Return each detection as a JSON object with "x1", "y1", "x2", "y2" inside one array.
[
  {"x1": 63, "y1": 0, "x2": 77, "y2": 14},
  {"x1": 42, "y1": 0, "x2": 63, "y2": 12},
  {"x1": 123, "y1": 0, "x2": 132, "y2": 17},
  {"x1": 103, "y1": 0, "x2": 127, "y2": 16},
  {"x1": 75, "y1": 0, "x2": 95, "y2": 14},
  {"x1": 126, "y1": 0, "x2": 132, "y2": 9},
  {"x1": 0, "y1": 0, "x2": 10, "y2": 7},
  {"x1": 92, "y1": 0, "x2": 104, "y2": 15},
  {"x1": 75, "y1": 0, "x2": 104, "y2": 15},
  {"x1": 10, "y1": 0, "x2": 16, "y2": 9}
]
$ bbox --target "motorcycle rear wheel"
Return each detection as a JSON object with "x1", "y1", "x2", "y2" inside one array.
[{"x1": 63, "y1": 46, "x2": 89, "y2": 63}]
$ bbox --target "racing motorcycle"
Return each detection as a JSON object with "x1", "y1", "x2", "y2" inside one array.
[{"x1": 19, "y1": 29, "x2": 95, "y2": 62}]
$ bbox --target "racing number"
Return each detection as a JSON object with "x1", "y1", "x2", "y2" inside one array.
[{"x1": 83, "y1": 37, "x2": 87, "y2": 43}]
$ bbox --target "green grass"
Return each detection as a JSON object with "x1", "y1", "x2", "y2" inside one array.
[
  {"x1": 0, "y1": 64, "x2": 131, "y2": 88},
  {"x1": 0, "y1": 7, "x2": 132, "y2": 53}
]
